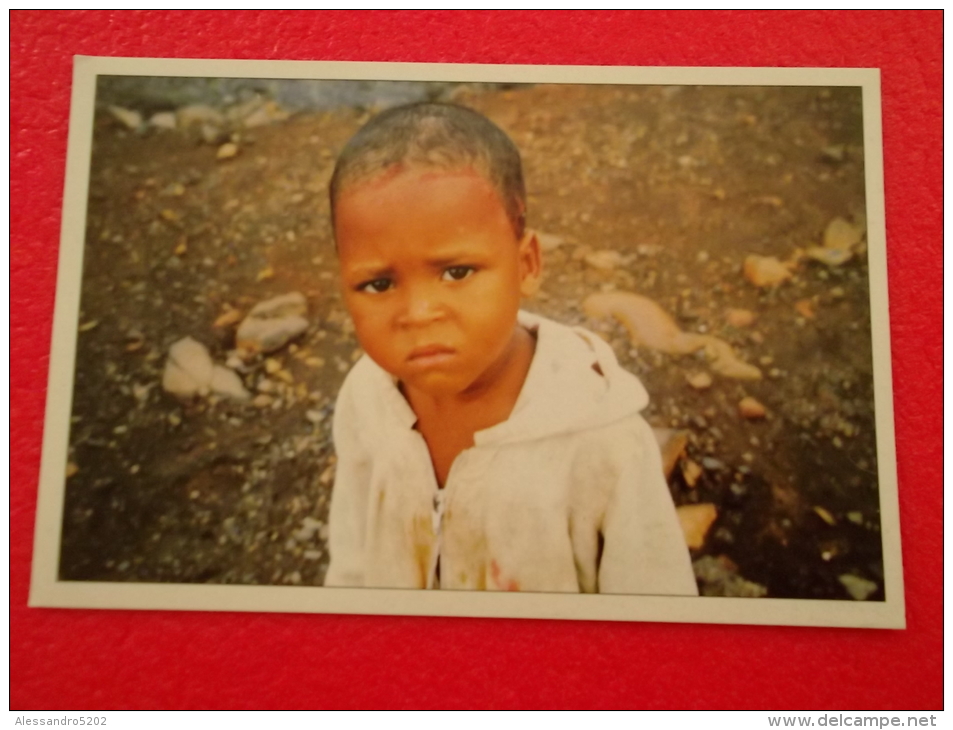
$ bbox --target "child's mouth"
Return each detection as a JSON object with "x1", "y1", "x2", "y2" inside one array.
[{"x1": 406, "y1": 344, "x2": 457, "y2": 369}]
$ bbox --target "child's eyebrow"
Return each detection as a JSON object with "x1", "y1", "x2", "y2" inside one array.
[{"x1": 345, "y1": 264, "x2": 395, "y2": 280}]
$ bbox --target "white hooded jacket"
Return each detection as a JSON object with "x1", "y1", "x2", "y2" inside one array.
[{"x1": 324, "y1": 311, "x2": 698, "y2": 595}]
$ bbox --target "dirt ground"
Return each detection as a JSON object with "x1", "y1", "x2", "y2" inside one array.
[{"x1": 60, "y1": 82, "x2": 883, "y2": 600}]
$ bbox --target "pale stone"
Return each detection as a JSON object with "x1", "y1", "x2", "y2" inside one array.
[
  {"x1": 824, "y1": 217, "x2": 864, "y2": 250},
  {"x1": 209, "y1": 365, "x2": 250, "y2": 401},
  {"x1": 176, "y1": 104, "x2": 225, "y2": 128},
  {"x1": 236, "y1": 293, "x2": 309, "y2": 354},
  {"x1": 743, "y1": 255, "x2": 792, "y2": 287},
  {"x1": 162, "y1": 337, "x2": 213, "y2": 397},
  {"x1": 839, "y1": 574, "x2": 878, "y2": 601},
  {"x1": 584, "y1": 249, "x2": 626, "y2": 271},
  {"x1": 216, "y1": 142, "x2": 239, "y2": 160},
  {"x1": 725, "y1": 308, "x2": 756, "y2": 328},
  {"x1": 686, "y1": 372, "x2": 713, "y2": 390},
  {"x1": 149, "y1": 111, "x2": 177, "y2": 130},
  {"x1": 805, "y1": 246, "x2": 853, "y2": 267},
  {"x1": 652, "y1": 428, "x2": 690, "y2": 480},
  {"x1": 108, "y1": 106, "x2": 142, "y2": 130},
  {"x1": 677, "y1": 504, "x2": 718, "y2": 550},
  {"x1": 738, "y1": 396, "x2": 766, "y2": 419}
]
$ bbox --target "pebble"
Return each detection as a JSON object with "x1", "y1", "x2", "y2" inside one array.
[
  {"x1": 838, "y1": 574, "x2": 878, "y2": 601},
  {"x1": 252, "y1": 394, "x2": 274, "y2": 408},
  {"x1": 701, "y1": 457, "x2": 725, "y2": 471},
  {"x1": 177, "y1": 104, "x2": 225, "y2": 128},
  {"x1": 824, "y1": 217, "x2": 864, "y2": 250},
  {"x1": 236, "y1": 292, "x2": 309, "y2": 354},
  {"x1": 725, "y1": 308, "x2": 756, "y2": 328},
  {"x1": 686, "y1": 372, "x2": 713, "y2": 390},
  {"x1": 162, "y1": 337, "x2": 214, "y2": 398},
  {"x1": 584, "y1": 249, "x2": 626, "y2": 271},
  {"x1": 210, "y1": 365, "x2": 250, "y2": 401},
  {"x1": 149, "y1": 111, "x2": 177, "y2": 130},
  {"x1": 216, "y1": 142, "x2": 239, "y2": 160},
  {"x1": 814, "y1": 506, "x2": 837, "y2": 526},
  {"x1": 66, "y1": 462, "x2": 79, "y2": 478},
  {"x1": 847, "y1": 511, "x2": 864, "y2": 525},
  {"x1": 743, "y1": 255, "x2": 792, "y2": 287},
  {"x1": 805, "y1": 246, "x2": 852, "y2": 267},
  {"x1": 213, "y1": 309, "x2": 243, "y2": 328},
  {"x1": 677, "y1": 503, "x2": 718, "y2": 550},
  {"x1": 821, "y1": 144, "x2": 845, "y2": 162},
  {"x1": 681, "y1": 459, "x2": 703, "y2": 488},
  {"x1": 738, "y1": 396, "x2": 766, "y2": 419},
  {"x1": 108, "y1": 105, "x2": 142, "y2": 130},
  {"x1": 693, "y1": 555, "x2": 768, "y2": 598},
  {"x1": 264, "y1": 358, "x2": 282, "y2": 374},
  {"x1": 536, "y1": 232, "x2": 566, "y2": 252}
]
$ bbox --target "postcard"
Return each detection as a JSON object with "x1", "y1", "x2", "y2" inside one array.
[{"x1": 29, "y1": 56, "x2": 903, "y2": 627}]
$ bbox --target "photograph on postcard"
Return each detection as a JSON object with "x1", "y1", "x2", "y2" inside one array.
[{"x1": 32, "y1": 60, "x2": 900, "y2": 624}]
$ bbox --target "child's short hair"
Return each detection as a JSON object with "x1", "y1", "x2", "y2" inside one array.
[{"x1": 329, "y1": 102, "x2": 527, "y2": 238}]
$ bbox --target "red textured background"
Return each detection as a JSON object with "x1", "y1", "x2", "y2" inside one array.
[{"x1": 11, "y1": 11, "x2": 942, "y2": 710}]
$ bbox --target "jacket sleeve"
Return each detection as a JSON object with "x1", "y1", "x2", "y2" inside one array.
[
  {"x1": 598, "y1": 416, "x2": 699, "y2": 596},
  {"x1": 323, "y1": 371, "x2": 373, "y2": 588}
]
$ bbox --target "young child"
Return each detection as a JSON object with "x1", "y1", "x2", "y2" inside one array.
[{"x1": 323, "y1": 102, "x2": 697, "y2": 595}]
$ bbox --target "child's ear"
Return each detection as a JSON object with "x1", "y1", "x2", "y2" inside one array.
[{"x1": 517, "y1": 230, "x2": 542, "y2": 297}]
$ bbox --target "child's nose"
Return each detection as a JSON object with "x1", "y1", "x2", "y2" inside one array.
[{"x1": 397, "y1": 285, "x2": 444, "y2": 327}]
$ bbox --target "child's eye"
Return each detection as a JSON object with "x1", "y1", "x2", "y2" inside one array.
[
  {"x1": 357, "y1": 278, "x2": 393, "y2": 294},
  {"x1": 442, "y1": 266, "x2": 475, "y2": 282}
]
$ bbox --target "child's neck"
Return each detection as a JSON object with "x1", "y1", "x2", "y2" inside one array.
[{"x1": 403, "y1": 325, "x2": 536, "y2": 488}]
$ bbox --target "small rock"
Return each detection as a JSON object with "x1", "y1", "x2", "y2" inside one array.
[
  {"x1": 66, "y1": 462, "x2": 79, "y2": 478},
  {"x1": 252, "y1": 394, "x2": 274, "y2": 408},
  {"x1": 821, "y1": 144, "x2": 846, "y2": 163},
  {"x1": 209, "y1": 365, "x2": 250, "y2": 401},
  {"x1": 236, "y1": 292, "x2": 309, "y2": 354},
  {"x1": 813, "y1": 506, "x2": 837, "y2": 526},
  {"x1": 847, "y1": 511, "x2": 864, "y2": 525},
  {"x1": 305, "y1": 410, "x2": 323, "y2": 424},
  {"x1": 201, "y1": 124, "x2": 225, "y2": 145},
  {"x1": 536, "y1": 232, "x2": 566, "y2": 252},
  {"x1": 303, "y1": 550, "x2": 321, "y2": 561},
  {"x1": 681, "y1": 459, "x2": 703, "y2": 488},
  {"x1": 162, "y1": 337, "x2": 214, "y2": 398},
  {"x1": 824, "y1": 217, "x2": 864, "y2": 250},
  {"x1": 677, "y1": 503, "x2": 718, "y2": 550},
  {"x1": 738, "y1": 396, "x2": 766, "y2": 419},
  {"x1": 213, "y1": 309, "x2": 243, "y2": 329},
  {"x1": 686, "y1": 372, "x2": 712, "y2": 390},
  {"x1": 176, "y1": 104, "x2": 225, "y2": 128},
  {"x1": 743, "y1": 255, "x2": 792, "y2": 287},
  {"x1": 725, "y1": 308, "x2": 756, "y2": 328},
  {"x1": 149, "y1": 111, "x2": 177, "y2": 130},
  {"x1": 794, "y1": 299, "x2": 816, "y2": 320},
  {"x1": 652, "y1": 428, "x2": 690, "y2": 480},
  {"x1": 584, "y1": 249, "x2": 626, "y2": 271},
  {"x1": 216, "y1": 142, "x2": 239, "y2": 160},
  {"x1": 264, "y1": 358, "x2": 282, "y2": 374},
  {"x1": 701, "y1": 457, "x2": 724, "y2": 471},
  {"x1": 805, "y1": 246, "x2": 853, "y2": 267},
  {"x1": 107, "y1": 105, "x2": 142, "y2": 130},
  {"x1": 839, "y1": 574, "x2": 878, "y2": 601},
  {"x1": 693, "y1": 555, "x2": 768, "y2": 597}
]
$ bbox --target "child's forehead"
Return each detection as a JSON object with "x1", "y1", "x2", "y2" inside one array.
[{"x1": 345, "y1": 162, "x2": 493, "y2": 196}]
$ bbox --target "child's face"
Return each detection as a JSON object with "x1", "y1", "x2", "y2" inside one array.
[{"x1": 335, "y1": 166, "x2": 540, "y2": 399}]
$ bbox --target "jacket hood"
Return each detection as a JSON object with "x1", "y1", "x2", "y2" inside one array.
[
  {"x1": 352, "y1": 311, "x2": 650, "y2": 447},
  {"x1": 474, "y1": 311, "x2": 649, "y2": 446}
]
